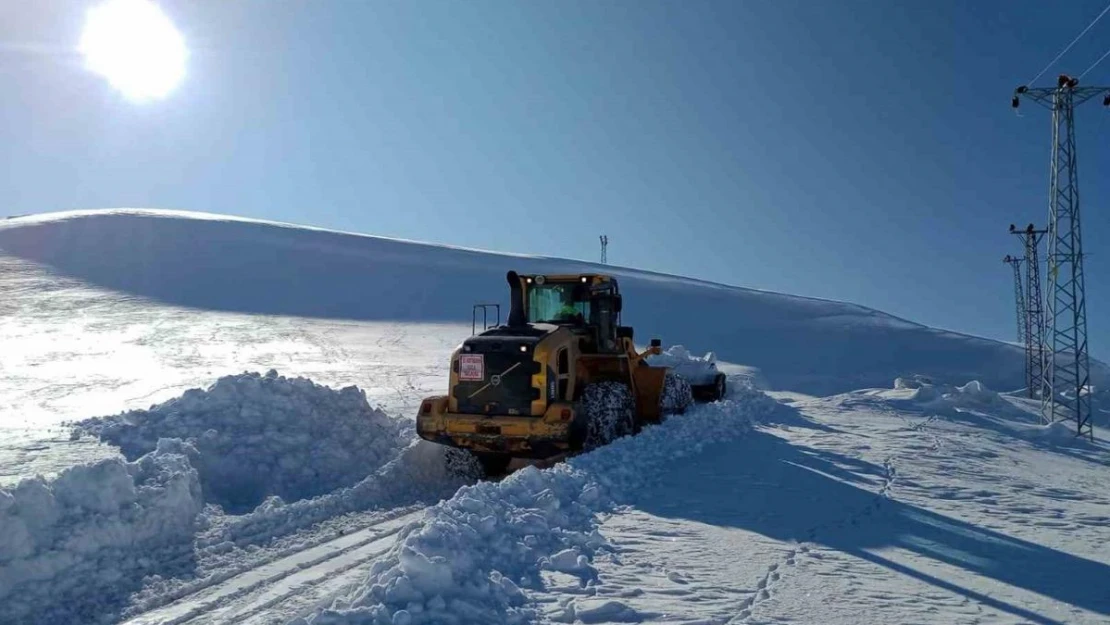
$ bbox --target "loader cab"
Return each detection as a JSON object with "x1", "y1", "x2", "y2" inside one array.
[{"x1": 512, "y1": 272, "x2": 624, "y2": 354}]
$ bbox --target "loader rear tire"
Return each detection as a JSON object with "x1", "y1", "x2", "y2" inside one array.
[
  {"x1": 444, "y1": 448, "x2": 513, "y2": 479},
  {"x1": 578, "y1": 381, "x2": 634, "y2": 450},
  {"x1": 474, "y1": 452, "x2": 512, "y2": 477}
]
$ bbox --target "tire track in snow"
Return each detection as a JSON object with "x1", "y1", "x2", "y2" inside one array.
[{"x1": 120, "y1": 510, "x2": 423, "y2": 625}]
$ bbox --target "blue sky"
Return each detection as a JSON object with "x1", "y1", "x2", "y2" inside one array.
[{"x1": 3, "y1": 0, "x2": 1110, "y2": 358}]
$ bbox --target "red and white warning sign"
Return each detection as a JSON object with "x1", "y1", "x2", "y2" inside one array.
[{"x1": 459, "y1": 354, "x2": 485, "y2": 381}]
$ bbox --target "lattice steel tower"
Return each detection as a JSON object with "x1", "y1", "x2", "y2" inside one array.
[
  {"x1": 1010, "y1": 224, "x2": 1048, "y2": 400},
  {"x1": 1012, "y1": 75, "x2": 1109, "y2": 439},
  {"x1": 600, "y1": 235, "x2": 608, "y2": 265},
  {"x1": 1004, "y1": 254, "x2": 1026, "y2": 346}
]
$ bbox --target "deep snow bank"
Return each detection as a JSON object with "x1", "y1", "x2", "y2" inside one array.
[
  {"x1": 0, "y1": 440, "x2": 203, "y2": 624},
  {"x1": 0, "y1": 209, "x2": 1067, "y2": 395},
  {"x1": 300, "y1": 380, "x2": 778, "y2": 625},
  {"x1": 76, "y1": 370, "x2": 408, "y2": 513}
]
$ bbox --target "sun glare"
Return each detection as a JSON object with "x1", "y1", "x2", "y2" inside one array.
[{"x1": 79, "y1": 0, "x2": 187, "y2": 101}]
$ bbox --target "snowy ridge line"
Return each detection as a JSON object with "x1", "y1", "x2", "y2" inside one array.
[
  {"x1": 3, "y1": 208, "x2": 944, "y2": 336},
  {"x1": 299, "y1": 379, "x2": 779, "y2": 625},
  {"x1": 121, "y1": 511, "x2": 422, "y2": 625}
]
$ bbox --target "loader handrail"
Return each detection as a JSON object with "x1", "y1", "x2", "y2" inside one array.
[{"x1": 472, "y1": 303, "x2": 501, "y2": 335}]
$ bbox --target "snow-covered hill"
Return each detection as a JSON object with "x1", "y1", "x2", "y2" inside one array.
[
  {"x1": 1, "y1": 208, "x2": 1085, "y2": 397},
  {"x1": 2, "y1": 209, "x2": 1108, "y2": 625}
]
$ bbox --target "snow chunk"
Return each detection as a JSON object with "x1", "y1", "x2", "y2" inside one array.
[
  {"x1": 76, "y1": 370, "x2": 408, "y2": 512},
  {"x1": 306, "y1": 379, "x2": 776, "y2": 625},
  {"x1": 0, "y1": 444, "x2": 202, "y2": 624}
]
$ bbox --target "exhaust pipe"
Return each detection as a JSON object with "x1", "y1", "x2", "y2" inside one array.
[{"x1": 507, "y1": 270, "x2": 526, "y2": 327}]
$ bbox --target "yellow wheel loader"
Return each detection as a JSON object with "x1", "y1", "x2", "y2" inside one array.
[{"x1": 416, "y1": 270, "x2": 725, "y2": 477}]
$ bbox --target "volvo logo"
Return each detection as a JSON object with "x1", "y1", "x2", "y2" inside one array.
[{"x1": 491, "y1": 374, "x2": 502, "y2": 387}]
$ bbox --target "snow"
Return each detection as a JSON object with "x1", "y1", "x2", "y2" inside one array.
[
  {"x1": 565, "y1": 384, "x2": 1110, "y2": 625},
  {"x1": 74, "y1": 370, "x2": 409, "y2": 513},
  {"x1": 0, "y1": 440, "x2": 203, "y2": 625},
  {"x1": 0, "y1": 208, "x2": 1075, "y2": 400},
  {"x1": 2, "y1": 209, "x2": 1110, "y2": 625},
  {"x1": 195, "y1": 437, "x2": 474, "y2": 553},
  {"x1": 302, "y1": 381, "x2": 778, "y2": 625}
]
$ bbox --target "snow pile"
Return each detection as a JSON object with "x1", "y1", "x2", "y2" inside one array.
[
  {"x1": 76, "y1": 370, "x2": 409, "y2": 513},
  {"x1": 1031, "y1": 420, "x2": 1086, "y2": 443},
  {"x1": 0, "y1": 440, "x2": 203, "y2": 624},
  {"x1": 892, "y1": 376, "x2": 1011, "y2": 410},
  {"x1": 646, "y1": 345, "x2": 721, "y2": 385},
  {"x1": 301, "y1": 379, "x2": 777, "y2": 625}
]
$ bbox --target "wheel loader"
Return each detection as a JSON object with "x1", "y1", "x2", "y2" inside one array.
[{"x1": 415, "y1": 270, "x2": 727, "y2": 477}]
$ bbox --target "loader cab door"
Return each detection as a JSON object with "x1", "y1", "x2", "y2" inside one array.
[{"x1": 588, "y1": 285, "x2": 621, "y2": 353}]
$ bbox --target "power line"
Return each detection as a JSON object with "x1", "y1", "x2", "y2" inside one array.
[
  {"x1": 1080, "y1": 45, "x2": 1110, "y2": 78},
  {"x1": 1027, "y1": 0, "x2": 1110, "y2": 85}
]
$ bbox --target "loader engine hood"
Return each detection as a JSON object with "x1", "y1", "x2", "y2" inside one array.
[{"x1": 454, "y1": 325, "x2": 557, "y2": 416}]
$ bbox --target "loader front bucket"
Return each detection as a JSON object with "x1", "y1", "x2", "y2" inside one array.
[{"x1": 632, "y1": 365, "x2": 666, "y2": 425}]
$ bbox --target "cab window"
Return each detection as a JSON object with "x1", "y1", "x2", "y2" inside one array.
[{"x1": 528, "y1": 284, "x2": 591, "y2": 323}]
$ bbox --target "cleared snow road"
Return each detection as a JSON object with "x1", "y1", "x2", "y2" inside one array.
[{"x1": 121, "y1": 511, "x2": 424, "y2": 625}]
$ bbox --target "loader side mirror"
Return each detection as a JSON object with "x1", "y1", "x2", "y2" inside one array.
[{"x1": 650, "y1": 338, "x2": 661, "y2": 348}]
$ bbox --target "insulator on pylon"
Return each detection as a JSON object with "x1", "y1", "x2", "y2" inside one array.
[
  {"x1": 1016, "y1": 85, "x2": 1029, "y2": 94},
  {"x1": 1059, "y1": 74, "x2": 1071, "y2": 87},
  {"x1": 1013, "y1": 96, "x2": 1021, "y2": 108},
  {"x1": 1103, "y1": 94, "x2": 1110, "y2": 106}
]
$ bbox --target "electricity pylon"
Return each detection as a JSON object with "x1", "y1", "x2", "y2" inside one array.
[
  {"x1": 1012, "y1": 74, "x2": 1109, "y2": 439},
  {"x1": 1004, "y1": 254, "x2": 1026, "y2": 346},
  {"x1": 600, "y1": 235, "x2": 608, "y2": 265},
  {"x1": 1010, "y1": 224, "x2": 1048, "y2": 401}
]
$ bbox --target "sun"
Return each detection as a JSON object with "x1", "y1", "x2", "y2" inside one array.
[{"x1": 79, "y1": 0, "x2": 187, "y2": 101}]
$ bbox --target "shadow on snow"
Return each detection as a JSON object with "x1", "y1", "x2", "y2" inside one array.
[{"x1": 628, "y1": 422, "x2": 1110, "y2": 624}]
